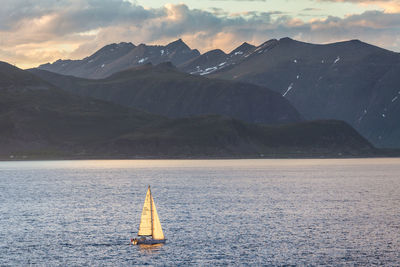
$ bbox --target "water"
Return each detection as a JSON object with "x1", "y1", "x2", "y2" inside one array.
[{"x1": 1, "y1": 159, "x2": 399, "y2": 265}]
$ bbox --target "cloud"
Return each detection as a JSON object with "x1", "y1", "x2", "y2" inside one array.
[
  {"x1": 317, "y1": 0, "x2": 400, "y2": 13},
  {"x1": 302, "y1": 8, "x2": 323, "y2": 11},
  {"x1": 210, "y1": 0, "x2": 268, "y2": 1},
  {"x1": 0, "y1": 0, "x2": 399, "y2": 68}
]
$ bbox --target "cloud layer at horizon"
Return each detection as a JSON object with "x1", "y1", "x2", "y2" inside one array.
[{"x1": 1, "y1": 0, "x2": 399, "y2": 68}]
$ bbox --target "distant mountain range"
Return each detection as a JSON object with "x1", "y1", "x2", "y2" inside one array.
[
  {"x1": 38, "y1": 39, "x2": 200, "y2": 79},
  {"x1": 30, "y1": 62, "x2": 301, "y2": 125},
  {"x1": 207, "y1": 38, "x2": 400, "y2": 148},
  {"x1": 37, "y1": 38, "x2": 400, "y2": 148},
  {"x1": 0, "y1": 61, "x2": 379, "y2": 159}
]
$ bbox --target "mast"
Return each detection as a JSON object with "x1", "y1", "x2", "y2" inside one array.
[
  {"x1": 149, "y1": 187, "x2": 165, "y2": 240},
  {"x1": 149, "y1": 185, "x2": 153, "y2": 238}
]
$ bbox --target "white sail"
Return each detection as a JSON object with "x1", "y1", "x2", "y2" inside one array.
[
  {"x1": 138, "y1": 187, "x2": 152, "y2": 236},
  {"x1": 151, "y1": 195, "x2": 165, "y2": 240}
]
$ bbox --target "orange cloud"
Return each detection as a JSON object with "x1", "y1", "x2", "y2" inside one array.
[{"x1": 1, "y1": 1, "x2": 400, "y2": 69}]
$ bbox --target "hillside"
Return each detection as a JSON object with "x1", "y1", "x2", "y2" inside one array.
[
  {"x1": 34, "y1": 37, "x2": 400, "y2": 147},
  {"x1": 0, "y1": 62, "x2": 52, "y2": 90},
  {"x1": 30, "y1": 63, "x2": 302, "y2": 125},
  {"x1": 179, "y1": 42, "x2": 256, "y2": 75},
  {"x1": 0, "y1": 61, "x2": 382, "y2": 159},
  {"x1": 0, "y1": 62, "x2": 163, "y2": 157},
  {"x1": 207, "y1": 38, "x2": 400, "y2": 148},
  {"x1": 113, "y1": 116, "x2": 375, "y2": 157}
]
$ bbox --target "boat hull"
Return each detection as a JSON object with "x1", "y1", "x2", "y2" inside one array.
[{"x1": 131, "y1": 238, "x2": 166, "y2": 245}]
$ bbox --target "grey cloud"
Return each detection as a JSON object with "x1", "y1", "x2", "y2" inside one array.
[
  {"x1": 302, "y1": 8, "x2": 323, "y2": 11},
  {"x1": 209, "y1": 7, "x2": 230, "y2": 16},
  {"x1": 50, "y1": 0, "x2": 153, "y2": 35},
  {"x1": 0, "y1": 0, "x2": 153, "y2": 33},
  {"x1": 0, "y1": 0, "x2": 70, "y2": 30}
]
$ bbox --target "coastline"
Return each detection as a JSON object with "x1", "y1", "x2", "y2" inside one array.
[{"x1": 1, "y1": 149, "x2": 399, "y2": 162}]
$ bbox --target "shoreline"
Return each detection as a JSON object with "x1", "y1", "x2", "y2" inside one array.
[{"x1": 1, "y1": 152, "x2": 399, "y2": 162}]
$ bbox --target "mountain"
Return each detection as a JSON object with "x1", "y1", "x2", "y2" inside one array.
[
  {"x1": 0, "y1": 62, "x2": 52, "y2": 90},
  {"x1": 30, "y1": 63, "x2": 302, "y2": 125},
  {"x1": 180, "y1": 49, "x2": 228, "y2": 75},
  {"x1": 206, "y1": 38, "x2": 400, "y2": 148},
  {"x1": 179, "y1": 42, "x2": 256, "y2": 75},
  {"x1": 32, "y1": 37, "x2": 400, "y2": 147},
  {"x1": 0, "y1": 61, "x2": 163, "y2": 157},
  {"x1": 38, "y1": 39, "x2": 200, "y2": 79},
  {"x1": 38, "y1": 42, "x2": 136, "y2": 79},
  {"x1": 111, "y1": 117, "x2": 376, "y2": 157},
  {"x1": 0, "y1": 61, "x2": 385, "y2": 159}
]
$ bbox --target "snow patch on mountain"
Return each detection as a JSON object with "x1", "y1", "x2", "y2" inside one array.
[
  {"x1": 138, "y1": 57, "x2": 148, "y2": 64},
  {"x1": 283, "y1": 83, "x2": 294, "y2": 96},
  {"x1": 200, "y1": 66, "x2": 218, "y2": 75},
  {"x1": 358, "y1": 109, "x2": 368, "y2": 122}
]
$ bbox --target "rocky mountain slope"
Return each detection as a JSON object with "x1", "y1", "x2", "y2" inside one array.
[
  {"x1": 0, "y1": 61, "x2": 379, "y2": 159},
  {"x1": 38, "y1": 39, "x2": 200, "y2": 79},
  {"x1": 30, "y1": 63, "x2": 302, "y2": 125},
  {"x1": 179, "y1": 42, "x2": 256, "y2": 75},
  {"x1": 112, "y1": 117, "x2": 375, "y2": 158},
  {"x1": 206, "y1": 38, "x2": 400, "y2": 148},
  {"x1": 32, "y1": 37, "x2": 400, "y2": 148}
]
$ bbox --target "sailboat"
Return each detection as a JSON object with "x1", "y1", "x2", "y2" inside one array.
[{"x1": 131, "y1": 186, "x2": 166, "y2": 245}]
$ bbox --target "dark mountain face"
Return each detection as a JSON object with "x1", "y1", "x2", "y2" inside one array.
[
  {"x1": 38, "y1": 39, "x2": 199, "y2": 79},
  {"x1": 230, "y1": 42, "x2": 256, "y2": 55},
  {"x1": 0, "y1": 62, "x2": 164, "y2": 156},
  {"x1": 32, "y1": 37, "x2": 400, "y2": 147},
  {"x1": 0, "y1": 61, "x2": 379, "y2": 159},
  {"x1": 207, "y1": 38, "x2": 400, "y2": 148},
  {"x1": 0, "y1": 61, "x2": 52, "y2": 90},
  {"x1": 180, "y1": 49, "x2": 228, "y2": 75},
  {"x1": 38, "y1": 42, "x2": 135, "y2": 79},
  {"x1": 30, "y1": 63, "x2": 303, "y2": 125},
  {"x1": 178, "y1": 42, "x2": 256, "y2": 75},
  {"x1": 113, "y1": 117, "x2": 375, "y2": 157}
]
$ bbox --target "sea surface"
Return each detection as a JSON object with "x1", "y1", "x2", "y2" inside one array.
[{"x1": 0, "y1": 159, "x2": 399, "y2": 265}]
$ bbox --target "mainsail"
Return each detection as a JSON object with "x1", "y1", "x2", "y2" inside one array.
[
  {"x1": 138, "y1": 187, "x2": 152, "y2": 236},
  {"x1": 137, "y1": 186, "x2": 164, "y2": 240}
]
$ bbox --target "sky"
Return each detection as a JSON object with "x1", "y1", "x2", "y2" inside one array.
[{"x1": 0, "y1": 0, "x2": 399, "y2": 68}]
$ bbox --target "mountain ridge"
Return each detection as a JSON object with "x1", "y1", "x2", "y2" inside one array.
[
  {"x1": 2, "y1": 60, "x2": 395, "y2": 159},
  {"x1": 38, "y1": 39, "x2": 200, "y2": 79},
  {"x1": 206, "y1": 37, "x2": 400, "y2": 148},
  {"x1": 33, "y1": 37, "x2": 400, "y2": 148},
  {"x1": 30, "y1": 63, "x2": 303, "y2": 125}
]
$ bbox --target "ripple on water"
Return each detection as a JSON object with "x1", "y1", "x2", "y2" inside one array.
[{"x1": 0, "y1": 159, "x2": 399, "y2": 265}]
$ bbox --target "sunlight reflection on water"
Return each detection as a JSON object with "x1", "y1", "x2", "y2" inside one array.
[{"x1": 2, "y1": 157, "x2": 399, "y2": 169}]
